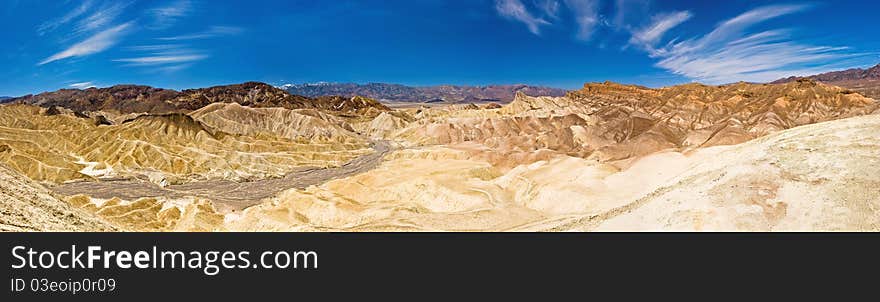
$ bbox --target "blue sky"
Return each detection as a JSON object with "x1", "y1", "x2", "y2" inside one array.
[{"x1": 2, "y1": 0, "x2": 879, "y2": 96}]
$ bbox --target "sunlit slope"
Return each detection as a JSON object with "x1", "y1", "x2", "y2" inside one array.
[
  {"x1": 588, "y1": 114, "x2": 880, "y2": 231},
  {"x1": 63, "y1": 195, "x2": 223, "y2": 232},
  {"x1": 6, "y1": 82, "x2": 392, "y2": 116},
  {"x1": 19, "y1": 111, "x2": 880, "y2": 231},
  {"x1": 189, "y1": 102, "x2": 365, "y2": 143},
  {"x1": 0, "y1": 164, "x2": 115, "y2": 231},
  {"x1": 3, "y1": 78, "x2": 878, "y2": 232},
  {"x1": 361, "y1": 80, "x2": 878, "y2": 169},
  {"x1": 226, "y1": 114, "x2": 880, "y2": 231},
  {"x1": 0, "y1": 104, "x2": 371, "y2": 184}
]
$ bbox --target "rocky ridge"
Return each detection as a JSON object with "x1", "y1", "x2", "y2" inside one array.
[
  {"x1": 7, "y1": 82, "x2": 390, "y2": 115},
  {"x1": 366, "y1": 80, "x2": 878, "y2": 166},
  {"x1": 772, "y1": 63, "x2": 880, "y2": 99},
  {"x1": 282, "y1": 82, "x2": 567, "y2": 103}
]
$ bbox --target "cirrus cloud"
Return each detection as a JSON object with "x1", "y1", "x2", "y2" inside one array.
[
  {"x1": 563, "y1": 0, "x2": 601, "y2": 41},
  {"x1": 645, "y1": 4, "x2": 866, "y2": 84},
  {"x1": 495, "y1": 0, "x2": 551, "y2": 35},
  {"x1": 69, "y1": 81, "x2": 96, "y2": 89},
  {"x1": 493, "y1": 1, "x2": 871, "y2": 84},
  {"x1": 113, "y1": 54, "x2": 208, "y2": 66},
  {"x1": 75, "y1": 1, "x2": 129, "y2": 35},
  {"x1": 148, "y1": 0, "x2": 192, "y2": 30},
  {"x1": 628, "y1": 10, "x2": 692, "y2": 50},
  {"x1": 158, "y1": 26, "x2": 244, "y2": 41},
  {"x1": 37, "y1": 0, "x2": 94, "y2": 36},
  {"x1": 39, "y1": 22, "x2": 134, "y2": 65}
]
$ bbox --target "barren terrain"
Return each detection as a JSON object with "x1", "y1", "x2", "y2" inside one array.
[
  {"x1": 52, "y1": 140, "x2": 392, "y2": 212},
  {"x1": 1, "y1": 79, "x2": 878, "y2": 231}
]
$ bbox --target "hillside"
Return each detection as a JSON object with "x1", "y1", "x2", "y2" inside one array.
[
  {"x1": 2, "y1": 78, "x2": 878, "y2": 232},
  {"x1": 0, "y1": 163, "x2": 115, "y2": 231},
  {"x1": 371, "y1": 79, "x2": 878, "y2": 166},
  {"x1": 0, "y1": 104, "x2": 372, "y2": 184},
  {"x1": 226, "y1": 113, "x2": 880, "y2": 231},
  {"x1": 772, "y1": 63, "x2": 880, "y2": 99}
]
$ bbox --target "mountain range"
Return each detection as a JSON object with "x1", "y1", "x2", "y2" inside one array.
[
  {"x1": 279, "y1": 82, "x2": 567, "y2": 103},
  {"x1": 772, "y1": 63, "x2": 880, "y2": 99},
  {"x1": 5, "y1": 82, "x2": 388, "y2": 115}
]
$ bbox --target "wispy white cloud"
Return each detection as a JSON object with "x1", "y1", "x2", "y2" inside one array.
[
  {"x1": 535, "y1": 0, "x2": 561, "y2": 20},
  {"x1": 563, "y1": 0, "x2": 601, "y2": 41},
  {"x1": 494, "y1": 0, "x2": 551, "y2": 35},
  {"x1": 492, "y1": 2, "x2": 871, "y2": 83},
  {"x1": 628, "y1": 10, "x2": 691, "y2": 49},
  {"x1": 493, "y1": 0, "x2": 606, "y2": 41},
  {"x1": 612, "y1": 0, "x2": 649, "y2": 29},
  {"x1": 113, "y1": 54, "x2": 208, "y2": 66},
  {"x1": 37, "y1": 0, "x2": 94, "y2": 36},
  {"x1": 75, "y1": 2, "x2": 129, "y2": 34},
  {"x1": 158, "y1": 25, "x2": 244, "y2": 40},
  {"x1": 39, "y1": 22, "x2": 133, "y2": 65},
  {"x1": 154, "y1": 63, "x2": 194, "y2": 73},
  {"x1": 643, "y1": 4, "x2": 867, "y2": 84},
  {"x1": 125, "y1": 44, "x2": 184, "y2": 52},
  {"x1": 119, "y1": 43, "x2": 207, "y2": 73},
  {"x1": 69, "y1": 81, "x2": 96, "y2": 89},
  {"x1": 115, "y1": 43, "x2": 207, "y2": 73},
  {"x1": 148, "y1": 0, "x2": 192, "y2": 30}
]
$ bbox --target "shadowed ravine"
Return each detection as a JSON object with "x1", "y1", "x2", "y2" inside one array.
[{"x1": 50, "y1": 140, "x2": 393, "y2": 212}]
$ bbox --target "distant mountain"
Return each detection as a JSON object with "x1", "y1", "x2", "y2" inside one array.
[
  {"x1": 5, "y1": 82, "x2": 389, "y2": 115},
  {"x1": 280, "y1": 82, "x2": 567, "y2": 103},
  {"x1": 772, "y1": 63, "x2": 880, "y2": 99},
  {"x1": 0, "y1": 96, "x2": 12, "y2": 104}
]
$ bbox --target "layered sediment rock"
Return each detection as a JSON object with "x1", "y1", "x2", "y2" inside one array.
[
  {"x1": 0, "y1": 164, "x2": 115, "y2": 231},
  {"x1": 3, "y1": 79, "x2": 878, "y2": 232},
  {"x1": 0, "y1": 104, "x2": 371, "y2": 183},
  {"x1": 228, "y1": 114, "x2": 880, "y2": 231}
]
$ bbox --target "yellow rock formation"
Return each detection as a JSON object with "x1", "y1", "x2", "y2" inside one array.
[
  {"x1": 2, "y1": 79, "x2": 878, "y2": 232},
  {"x1": 0, "y1": 104, "x2": 372, "y2": 184},
  {"x1": 226, "y1": 114, "x2": 880, "y2": 231},
  {"x1": 0, "y1": 164, "x2": 115, "y2": 231}
]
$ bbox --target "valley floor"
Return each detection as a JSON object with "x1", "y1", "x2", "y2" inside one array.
[{"x1": 51, "y1": 140, "x2": 394, "y2": 212}]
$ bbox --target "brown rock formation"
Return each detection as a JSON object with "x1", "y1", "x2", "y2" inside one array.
[
  {"x1": 7, "y1": 82, "x2": 390, "y2": 115},
  {"x1": 772, "y1": 63, "x2": 880, "y2": 99}
]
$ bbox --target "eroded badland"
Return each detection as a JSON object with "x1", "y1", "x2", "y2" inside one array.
[{"x1": 2, "y1": 79, "x2": 879, "y2": 231}]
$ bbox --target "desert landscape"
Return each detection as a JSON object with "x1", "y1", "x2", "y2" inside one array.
[
  {"x1": 2, "y1": 68, "x2": 879, "y2": 231},
  {"x1": 3, "y1": 0, "x2": 880, "y2": 232}
]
